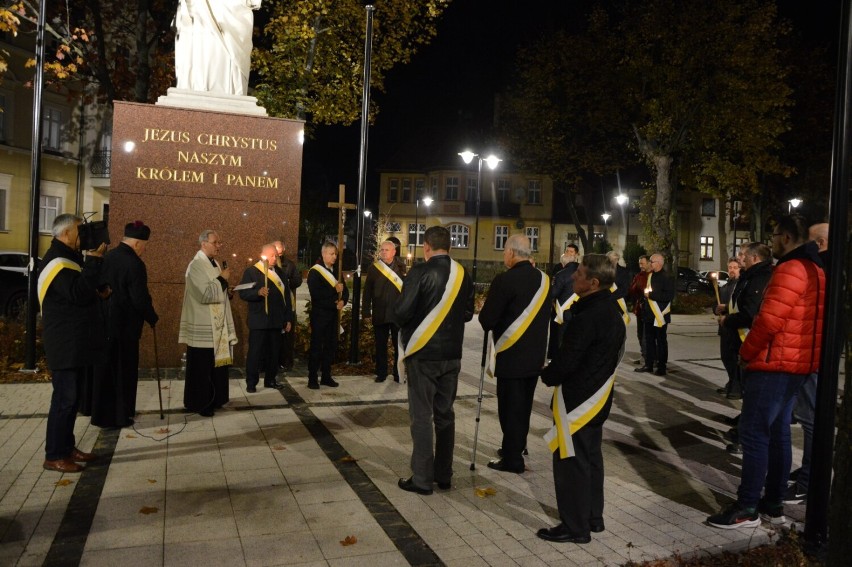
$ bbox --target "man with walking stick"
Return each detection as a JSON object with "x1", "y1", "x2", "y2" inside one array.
[
  {"x1": 478, "y1": 234, "x2": 550, "y2": 473},
  {"x1": 394, "y1": 227, "x2": 474, "y2": 495}
]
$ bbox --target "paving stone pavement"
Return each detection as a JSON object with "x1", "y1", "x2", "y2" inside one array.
[{"x1": 0, "y1": 313, "x2": 827, "y2": 567}]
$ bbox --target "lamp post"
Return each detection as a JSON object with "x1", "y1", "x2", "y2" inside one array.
[
  {"x1": 459, "y1": 150, "x2": 501, "y2": 283},
  {"x1": 788, "y1": 197, "x2": 802, "y2": 214},
  {"x1": 412, "y1": 196, "x2": 433, "y2": 262},
  {"x1": 616, "y1": 193, "x2": 629, "y2": 250},
  {"x1": 601, "y1": 212, "x2": 611, "y2": 243},
  {"x1": 362, "y1": 209, "x2": 372, "y2": 264}
]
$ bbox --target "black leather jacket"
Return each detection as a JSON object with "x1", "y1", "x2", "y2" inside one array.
[{"x1": 394, "y1": 254, "x2": 474, "y2": 361}]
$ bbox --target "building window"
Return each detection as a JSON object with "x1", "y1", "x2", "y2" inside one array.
[
  {"x1": 466, "y1": 178, "x2": 478, "y2": 201},
  {"x1": 525, "y1": 226, "x2": 539, "y2": 251},
  {"x1": 39, "y1": 195, "x2": 62, "y2": 232},
  {"x1": 527, "y1": 179, "x2": 541, "y2": 205},
  {"x1": 385, "y1": 221, "x2": 401, "y2": 233},
  {"x1": 415, "y1": 178, "x2": 425, "y2": 200},
  {"x1": 42, "y1": 105, "x2": 64, "y2": 151},
  {"x1": 733, "y1": 237, "x2": 748, "y2": 256},
  {"x1": 408, "y1": 223, "x2": 426, "y2": 247},
  {"x1": 700, "y1": 236, "x2": 715, "y2": 260},
  {"x1": 401, "y1": 178, "x2": 412, "y2": 203},
  {"x1": 701, "y1": 198, "x2": 716, "y2": 217},
  {"x1": 494, "y1": 225, "x2": 509, "y2": 250},
  {"x1": 388, "y1": 178, "x2": 399, "y2": 202},
  {"x1": 430, "y1": 176, "x2": 438, "y2": 198},
  {"x1": 496, "y1": 178, "x2": 511, "y2": 202},
  {"x1": 448, "y1": 224, "x2": 469, "y2": 248},
  {"x1": 0, "y1": 188, "x2": 6, "y2": 231},
  {"x1": 445, "y1": 176, "x2": 459, "y2": 200}
]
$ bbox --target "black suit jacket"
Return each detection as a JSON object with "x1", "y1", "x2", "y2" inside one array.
[
  {"x1": 238, "y1": 264, "x2": 292, "y2": 329},
  {"x1": 362, "y1": 260, "x2": 406, "y2": 325},
  {"x1": 307, "y1": 264, "x2": 349, "y2": 325},
  {"x1": 102, "y1": 242, "x2": 158, "y2": 341},
  {"x1": 479, "y1": 260, "x2": 550, "y2": 378},
  {"x1": 640, "y1": 269, "x2": 674, "y2": 325}
]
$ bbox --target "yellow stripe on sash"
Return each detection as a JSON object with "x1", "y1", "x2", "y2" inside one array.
[
  {"x1": 610, "y1": 283, "x2": 630, "y2": 324},
  {"x1": 544, "y1": 375, "x2": 615, "y2": 459},
  {"x1": 37, "y1": 257, "x2": 82, "y2": 308},
  {"x1": 310, "y1": 264, "x2": 338, "y2": 288},
  {"x1": 486, "y1": 270, "x2": 549, "y2": 378},
  {"x1": 648, "y1": 299, "x2": 670, "y2": 327},
  {"x1": 254, "y1": 261, "x2": 285, "y2": 296},
  {"x1": 728, "y1": 295, "x2": 749, "y2": 342},
  {"x1": 374, "y1": 260, "x2": 402, "y2": 293}
]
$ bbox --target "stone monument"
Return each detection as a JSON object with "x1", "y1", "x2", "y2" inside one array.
[{"x1": 109, "y1": 2, "x2": 303, "y2": 368}]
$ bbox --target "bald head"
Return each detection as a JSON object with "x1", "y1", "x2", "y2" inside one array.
[{"x1": 808, "y1": 223, "x2": 828, "y2": 252}]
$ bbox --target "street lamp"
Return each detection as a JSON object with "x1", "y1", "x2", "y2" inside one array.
[
  {"x1": 412, "y1": 195, "x2": 433, "y2": 262},
  {"x1": 362, "y1": 210, "x2": 372, "y2": 264},
  {"x1": 601, "y1": 212, "x2": 611, "y2": 242},
  {"x1": 615, "y1": 193, "x2": 629, "y2": 249},
  {"x1": 788, "y1": 197, "x2": 802, "y2": 214},
  {"x1": 459, "y1": 150, "x2": 501, "y2": 283}
]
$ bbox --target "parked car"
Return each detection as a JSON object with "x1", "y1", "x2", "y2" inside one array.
[
  {"x1": 0, "y1": 268, "x2": 28, "y2": 319},
  {"x1": 676, "y1": 267, "x2": 712, "y2": 295},
  {"x1": 701, "y1": 270, "x2": 731, "y2": 287},
  {"x1": 0, "y1": 250, "x2": 33, "y2": 275}
]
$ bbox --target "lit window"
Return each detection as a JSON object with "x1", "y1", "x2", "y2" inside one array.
[
  {"x1": 700, "y1": 236, "x2": 715, "y2": 260},
  {"x1": 494, "y1": 225, "x2": 509, "y2": 250},
  {"x1": 385, "y1": 221, "x2": 401, "y2": 233},
  {"x1": 39, "y1": 195, "x2": 62, "y2": 232},
  {"x1": 525, "y1": 226, "x2": 539, "y2": 251},
  {"x1": 448, "y1": 224, "x2": 469, "y2": 248},
  {"x1": 408, "y1": 223, "x2": 426, "y2": 247}
]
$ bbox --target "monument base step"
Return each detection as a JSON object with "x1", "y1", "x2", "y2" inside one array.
[{"x1": 156, "y1": 88, "x2": 268, "y2": 116}]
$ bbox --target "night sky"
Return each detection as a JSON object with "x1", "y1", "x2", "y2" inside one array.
[{"x1": 300, "y1": 0, "x2": 841, "y2": 218}]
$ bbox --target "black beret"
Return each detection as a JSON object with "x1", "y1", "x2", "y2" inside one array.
[{"x1": 124, "y1": 220, "x2": 151, "y2": 241}]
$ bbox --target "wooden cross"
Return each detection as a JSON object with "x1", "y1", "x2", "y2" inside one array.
[{"x1": 328, "y1": 184, "x2": 356, "y2": 280}]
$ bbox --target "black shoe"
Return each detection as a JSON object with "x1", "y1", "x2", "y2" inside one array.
[
  {"x1": 307, "y1": 380, "x2": 319, "y2": 390},
  {"x1": 654, "y1": 368, "x2": 667, "y2": 376},
  {"x1": 398, "y1": 477, "x2": 432, "y2": 495},
  {"x1": 246, "y1": 386, "x2": 257, "y2": 393},
  {"x1": 726, "y1": 443, "x2": 742, "y2": 455},
  {"x1": 727, "y1": 391, "x2": 742, "y2": 400},
  {"x1": 264, "y1": 382, "x2": 284, "y2": 389},
  {"x1": 375, "y1": 376, "x2": 386, "y2": 383},
  {"x1": 783, "y1": 484, "x2": 807, "y2": 505},
  {"x1": 487, "y1": 459, "x2": 525, "y2": 474},
  {"x1": 716, "y1": 387, "x2": 728, "y2": 395},
  {"x1": 590, "y1": 522, "x2": 605, "y2": 533},
  {"x1": 320, "y1": 378, "x2": 339, "y2": 388},
  {"x1": 199, "y1": 409, "x2": 214, "y2": 417},
  {"x1": 497, "y1": 448, "x2": 529, "y2": 457},
  {"x1": 436, "y1": 481, "x2": 451, "y2": 490},
  {"x1": 633, "y1": 367, "x2": 652, "y2": 373},
  {"x1": 536, "y1": 524, "x2": 591, "y2": 544}
]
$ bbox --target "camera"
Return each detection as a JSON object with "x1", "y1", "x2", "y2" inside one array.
[{"x1": 78, "y1": 220, "x2": 110, "y2": 251}]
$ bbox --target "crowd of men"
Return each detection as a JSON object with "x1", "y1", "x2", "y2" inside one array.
[{"x1": 37, "y1": 213, "x2": 829, "y2": 544}]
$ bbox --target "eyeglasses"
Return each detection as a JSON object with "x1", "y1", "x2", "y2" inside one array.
[{"x1": 771, "y1": 232, "x2": 783, "y2": 238}]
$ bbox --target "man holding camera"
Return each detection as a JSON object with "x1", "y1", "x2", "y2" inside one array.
[
  {"x1": 179, "y1": 230, "x2": 237, "y2": 416},
  {"x1": 93, "y1": 221, "x2": 158, "y2": 428},
  {"x1": 38, "y1": 214, "x2": 106, "y2": 472}
]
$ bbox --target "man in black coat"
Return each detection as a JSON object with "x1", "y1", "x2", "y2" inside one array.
[
  {"x1": 538, "y1": 254, "x2": 626, "y2": 544},
  {"x1": 94, "y1": 221, "x2": 158, "y2": 428},
  {"x1": 479, "y1": 234, "x2": 550, "y2": 473},
  {"x1": 633, "y1": 253, "x2": 674, "y2": 376},
  {"x1": 239, "y1": 243, "x2": 292, "y2": 392},
  {"x1": 307, "y1": 242, "x2": 349, "y2": 389},
  {"x1": 394, "y1": 226, "x2": 474, "y2": 495},
  {"x1": 548, "y1": 244, "x2": 579, "y2": 358},
  {"x1": 713, "y1": 257, "x2": 742, "y2": 399},
  {"x1": 273, "y1": 239, "x2": 302, "y2": 371},
  {"x1": 38, "y1": 214, "x2": 106, "y2": 473},
  {"x1": 363, "y1": 239, "x2": 406, "y2": 383}
]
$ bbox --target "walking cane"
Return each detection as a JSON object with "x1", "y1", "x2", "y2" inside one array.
[
  {"x1": 152, "y1": 325, "x2": 165, "y2": 420},
  {"x1": 470, "y1": 332, "x2": 490, "y2": 471}
]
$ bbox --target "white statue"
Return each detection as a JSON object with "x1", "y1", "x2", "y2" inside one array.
[{"x1": 174, "y1": 0, "x2": 262, "y2": 97}]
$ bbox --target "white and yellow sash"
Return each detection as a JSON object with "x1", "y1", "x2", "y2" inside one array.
[
  {"x1": 310, "y1": 264, "x2": 338, "y2": 287},
  {"x1": 486, "y1": 270, "x2": 549, "y2": 378},
  {"x1": 610, "y1": 283, "x2": 630, "y2": 324},
  {"x1": 397, "y1": 260, "x2": 464, "y2": 381},
  {"x1": 554, "y1": 293, "x2": 579, "y2": 324},
  {"x1": 374, "y1": 260, "x2": 403, "y2": 292},
  {"x1": 728, "y1": 295, "x2": 749, "y2": 343},
  {"x1": 254, "y1": 261, "x2": 285, "y2": 296},
  {"x1": 645, "y1": 273, "x2": 670, "y2": 327},
  {"x1": 37, "y1": 257, "x2": 82, "y2": 308},
  {"x1": 544, "y1": 374, "x2": 615, "y2": 459}
]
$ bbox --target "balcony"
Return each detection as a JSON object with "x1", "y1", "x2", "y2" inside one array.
[
  {"x1": 463, "y1": 200, "x2": 520, "y2": 218},
  {"x1": 90, "y1": 150, "x2": 111, "y2": 178}
]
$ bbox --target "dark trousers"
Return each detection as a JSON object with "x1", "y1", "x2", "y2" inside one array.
[
  {"x1": 406, "y1": 358, "x2": 460, "y2": 490},
  {"x1": 279, "y1": 324, "x2": 295, "y2": 369},
  {"x1": 642, "y1": 321, "x2": 668, "y2": 371},
  {"x1": 636, "y1": 316, "x2": 646, "y2": 359},
  {"x1": 308, "y1": 316, "x2": 337, "y2": 381},
  {"x1": 115, "y1": 336, "x2": 141, "y2": 420},
  {"x1": 496, "y1": 375, "x2": 538, "y2": 467},
  {"x1": 552, "y1": 422, "x2": 604, "y2": 537},
  {"x1": 184, "y1": 347, "x2": 230, "y2": 414},
  {"x1": 792, "y1": 373, "x2": 817, "y2": 492},
  {"x1": 247, "y1": 328, "x2": 281, "y2": 387},
  {"x1": 45, "y1": 368, "x2": 82, "y2": 461},
  {"x1": 720, "y1": 330, "x2": 742, "y2": 396},
  {"x1": 373, "y1": 322, "x2": 399, "y2": 379}
]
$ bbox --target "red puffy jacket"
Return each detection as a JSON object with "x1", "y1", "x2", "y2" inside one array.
[{"x1": 740, "y1": 244, "x2": 825, "y2": 375}]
